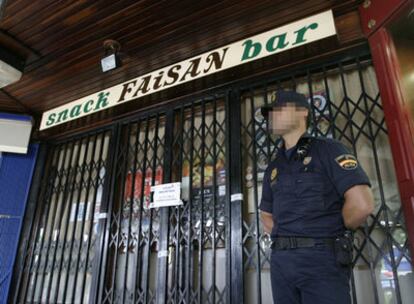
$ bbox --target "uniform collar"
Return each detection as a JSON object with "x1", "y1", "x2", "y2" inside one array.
[
  {"x1": 274, "y1": 132, "x2": 313, "y2": 162},
  {"x1": 279, "y1": 131, "x2": 312, "y2": 152},
  {"x1": 300, "y1": 132, "x2": 313, "y2": 139}
]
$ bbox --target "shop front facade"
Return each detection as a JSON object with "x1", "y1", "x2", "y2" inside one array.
[{"x1": 1, "y1": 1, "x2": 414, "y2": 303}]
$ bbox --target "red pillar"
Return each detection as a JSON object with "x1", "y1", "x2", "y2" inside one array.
[{"x1": 359, "y1": 0, "x2": 414, "y2": 258}]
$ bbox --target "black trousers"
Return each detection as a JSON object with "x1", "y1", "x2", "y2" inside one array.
[{"x1": 270, "y1": 244, "x2": 351, "y2": 304}]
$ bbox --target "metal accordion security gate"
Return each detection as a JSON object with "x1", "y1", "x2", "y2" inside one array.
[
  {"x1": 11, "y1": 128, "x2": 115, "y2": 303},
  {"x1": 10, "y1": 50, "x2": 414, "y2": 304},
  {"x1": 99, "y1": 96, "x2": 230, "y2": 304}
]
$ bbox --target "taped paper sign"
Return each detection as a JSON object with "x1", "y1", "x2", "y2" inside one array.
[{"x1": 149, "y1": 182, "x2": 183, "y2": 208}]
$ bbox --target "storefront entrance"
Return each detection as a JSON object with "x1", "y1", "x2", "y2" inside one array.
[{"x1": 10, "y1": 50, "x2": 414, "y2": 304}]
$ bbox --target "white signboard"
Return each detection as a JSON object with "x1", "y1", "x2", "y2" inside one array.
[
  {"x1": 40, "y1": 10, "x2": 336, "y2": 130},
  {"x1": 149, "y1": 182, "x2": 183, "y2": 208}
]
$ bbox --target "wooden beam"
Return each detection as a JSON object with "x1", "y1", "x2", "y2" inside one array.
[{"x1": 0, "y1": 30, "x2": 41, "y2": 61}]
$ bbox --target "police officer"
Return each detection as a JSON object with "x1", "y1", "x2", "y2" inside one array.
[{"x1": 259, "y1": 90, "x2": 374, "y2": 304}]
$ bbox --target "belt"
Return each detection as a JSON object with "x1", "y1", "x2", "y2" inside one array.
[{"x1": 270, "y1": 236, "x2": 335, "y2": 250}]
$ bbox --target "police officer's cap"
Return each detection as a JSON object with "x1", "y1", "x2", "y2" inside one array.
[{"x1": 261, "y1": 90, "x2": 310, "y2": 119}]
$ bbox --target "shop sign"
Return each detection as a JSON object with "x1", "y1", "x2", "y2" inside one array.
[{"x1": 40, "y1": 10, "x2": 336, "y2": 130}]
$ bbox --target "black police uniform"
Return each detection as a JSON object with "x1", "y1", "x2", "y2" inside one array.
[{"x1": 259, "y1": 132, "x2": 371, "y2": 304}]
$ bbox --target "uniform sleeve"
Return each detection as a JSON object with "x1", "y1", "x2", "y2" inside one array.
[
  {"x1": 259, "y1": 166, "x2": 273, "y2": 213},
  {"x1": 319, "y1": 140, "x2": 371, "y2": 197}
]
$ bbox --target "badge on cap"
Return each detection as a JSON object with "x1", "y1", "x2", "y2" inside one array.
[
  {"x1": 271, "y1": 91, "x2": 278, "y2": 102},
  {"x1": 335, "y1": 154, "x2": 358, "y2": 170},
  {"x1": 271, "y1": 168, "x2": 278, "y2": 181},
  {"x1": 303, "y1": 156, "x2": 312, "y2": 165}
]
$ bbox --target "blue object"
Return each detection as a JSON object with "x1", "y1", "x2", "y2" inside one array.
[
  {"x1": 0, "y1": 144, "x2": 38, "y2": 304},
  {"x1": 259, "y1": 133, "x2": 371, "y2": 303},
  {"x1": 270, "y1": 245, "x2": 352, "y2": 303},
  {"x1": 261, "y1": 90, "x2": 311, "y2": 118},
  {"x1": 0, "y1": 112, "x2": 32, "y2": 122},
  {"x1": 259, "y1": 133, "x2": 371, "y2": 238}
]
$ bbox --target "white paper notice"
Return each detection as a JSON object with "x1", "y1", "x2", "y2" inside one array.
[{"x1": 149, "y1": 182, "x2": 183, "y2": 208}]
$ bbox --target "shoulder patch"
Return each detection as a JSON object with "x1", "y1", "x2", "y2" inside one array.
[{"x1": 335, "y1": 154, "x2": 358, "y2": 170}]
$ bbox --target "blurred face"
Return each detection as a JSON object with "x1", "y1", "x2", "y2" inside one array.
[{"x1": 268, "y1": 103, "x2": 308, "y2": 135}]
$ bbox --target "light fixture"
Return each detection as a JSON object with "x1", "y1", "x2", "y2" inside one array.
[
  {"x1": 101, "y1": 39, "x2": 121, "y2": 72},
  {"x1": 0, "y1": 112, "x2": 33, "y2": 154},
  {"x1": 0, "y1": 46, "x2": 24, "y2": 88}
]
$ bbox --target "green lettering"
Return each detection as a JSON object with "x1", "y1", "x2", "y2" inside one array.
[
  {"x1": 94, "y1": 92, "x2": 110, "y2": 111},
  {"x1": 56, "y1": 109, "x2": 68, "y2": 123},
  {"x1": 70, "y1": 105, "x2": 81, "y2": 118},
  {"x1": 46, "y1": 113, "x2": 56, "y2": 126},
  {"x1": 83, "y1": 99, "x2": 94, "y2": 113},
  {"x1": 292, "y1": 22, "x2": 318, "y2": 45},
  {"x1": 241, "y1": 40, "x2": 261, "y2": 61},
  {"x1": 265, "y1": 33, "x2": 289, "y2": 52}
]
